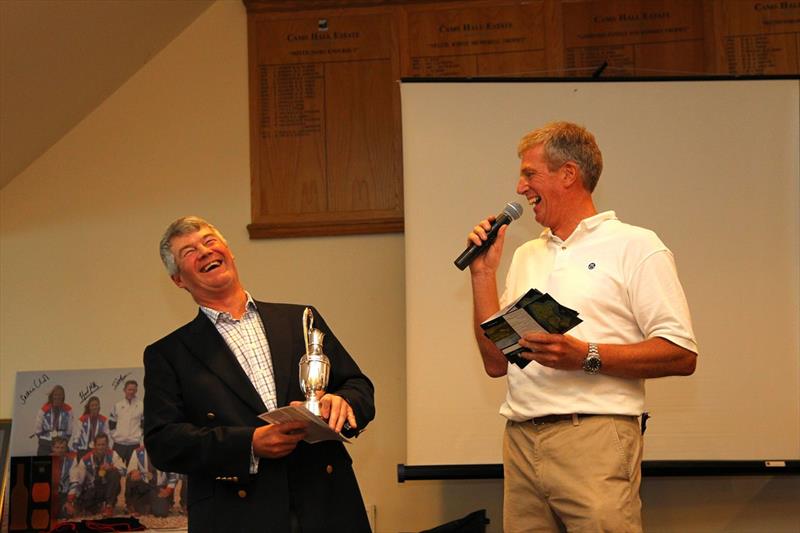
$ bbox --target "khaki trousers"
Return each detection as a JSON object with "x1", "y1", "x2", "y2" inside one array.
[{"x1": 503, "y1": 415, "x2": 643, "y2": 533}]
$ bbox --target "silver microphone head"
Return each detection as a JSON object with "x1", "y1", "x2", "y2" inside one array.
[{"x1": 504, "y1": 202, "x2": 523, "y2": 221}]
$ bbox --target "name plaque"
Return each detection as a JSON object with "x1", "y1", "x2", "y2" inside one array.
[
  {"x1": 561, "y1": 0, "x2": 705, "y2": 76},
  {"x1": 403, "y1": 1, "x2": 546, "y2": 77}
]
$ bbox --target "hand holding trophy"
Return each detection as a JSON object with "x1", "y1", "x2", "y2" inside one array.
[{"x1": 299, "y1": 308, "x2": 330, "y2": 417}]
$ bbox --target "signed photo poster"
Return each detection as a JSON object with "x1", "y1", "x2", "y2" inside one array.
[
  {"x1": 10, "y1": 367, "x2": 144, "y2": 457},
  {"x1": 9, "y1": 368, "x2": 189, "y2": 529}
]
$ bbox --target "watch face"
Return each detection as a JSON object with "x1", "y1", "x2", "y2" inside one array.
[{"x1": 583, "y1": 356, "x2": 601, "y2": 373}]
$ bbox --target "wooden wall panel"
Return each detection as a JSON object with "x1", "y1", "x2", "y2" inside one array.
[
  {"x1": 245, "y1": 0, "x2": 800, "y2": 238},
  {"x1": 326, "y1": 59, "x2": 402, "y2": 214},
  {"x1": 254, "y1": 62, "x2": 327, "y2": 216},
  {"x1": 710, "y1": 0, "x2": 800, "y2": 75},
  {"x1": 247, "y1": 8, "x2": 403, "y2": 237}
]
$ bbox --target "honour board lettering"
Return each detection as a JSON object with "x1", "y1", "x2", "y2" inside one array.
[
  {"x1": 712, "y1": 0, "x2": 800, "y2": 75},
  {"x1": 403, "y1": 2, "x2": 546, "y2": 77},
  {"x1": 561, "y1": 0, "x2": 705, "y2": 76}
]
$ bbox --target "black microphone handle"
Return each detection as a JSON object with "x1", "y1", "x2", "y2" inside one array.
[{"x1": 454, "y1": 213, "x2": 512, "y2": 270}]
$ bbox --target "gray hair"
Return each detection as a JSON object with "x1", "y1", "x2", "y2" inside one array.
[
  {"x1": 159, "y1": 216, "x2": 227, "y2": 275},
  {"x1": 517, "y1": 121, "x2": 603, "y2": 192}
]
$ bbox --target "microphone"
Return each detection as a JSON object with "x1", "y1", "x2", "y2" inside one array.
[{"x1": 454, "y1": 202, "x2": 523, "y2": 270}]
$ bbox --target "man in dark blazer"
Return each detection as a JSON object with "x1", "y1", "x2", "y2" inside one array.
[{"x1": 144, "y1": 216, "x2": 375, "y2": 533}]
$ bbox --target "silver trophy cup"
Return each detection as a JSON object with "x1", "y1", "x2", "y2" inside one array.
[{"x1": 299, "y1": 308, "x2": 330, "y2": 416}]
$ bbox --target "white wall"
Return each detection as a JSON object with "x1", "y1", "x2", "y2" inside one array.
[{"x1": 1, "y1": 2, "x2": 797, "y2": 531}]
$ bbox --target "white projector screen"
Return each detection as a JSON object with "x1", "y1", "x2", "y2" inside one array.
[{"x1": 402, "y1": 79, "x2": 800, "y2": 466}]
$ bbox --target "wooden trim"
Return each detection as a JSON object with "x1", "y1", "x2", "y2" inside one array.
[
  {"x1": 244, "y1": 0, "x2": 464, "y2": 13},
  {"x1": 248, "y1": 217, "x2": 404, "y2": 238}
]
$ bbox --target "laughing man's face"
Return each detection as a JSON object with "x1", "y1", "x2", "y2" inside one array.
[{"x1": 170, "y1": 228, "x2": 241, "y2": 303}]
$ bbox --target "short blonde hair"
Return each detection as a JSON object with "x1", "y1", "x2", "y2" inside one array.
[{"x1": 517, "y1": 121, "x2": 603, "y2": 192}]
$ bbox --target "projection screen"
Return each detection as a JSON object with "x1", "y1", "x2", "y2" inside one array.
[{"x1": 402, "y1": 79, "x2": 799, "y2": 466}]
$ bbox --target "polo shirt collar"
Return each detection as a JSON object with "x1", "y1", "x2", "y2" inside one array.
[{"x1": 540, "y1": 210, "x2": 618, "y2": 243}]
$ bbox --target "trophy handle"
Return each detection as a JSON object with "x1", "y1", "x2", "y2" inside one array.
[{"x1": 302, "y1": 307, "x2": 314, "y2": 355}]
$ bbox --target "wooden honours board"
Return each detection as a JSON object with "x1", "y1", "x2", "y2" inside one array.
[
  {"x1": 246, "y1": 7, "x2": 403, "y2": 238},
  {"x1": 245, "y1": 0, "x2": 800, "y2": 238}
]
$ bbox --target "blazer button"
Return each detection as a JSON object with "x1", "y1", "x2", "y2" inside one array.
[
  {"x1": 231, "y1": 476, "x2": 239, "y2": 483},
  {"x1": 238, "y1": 489, "x2": 247, "y2": 498},
  {"x1": 207, "y1": 412, "x2": 216, "y2": 420},
  {"x1": 326, "y1": 465, "x2": 333, "y2": 474}
]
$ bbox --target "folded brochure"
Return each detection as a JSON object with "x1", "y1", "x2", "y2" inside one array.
[{"x1": 480, "y1": 288, "x2": 582, "y2": 369}]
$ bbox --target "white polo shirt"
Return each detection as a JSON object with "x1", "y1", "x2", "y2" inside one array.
[{"x1": 499, "y1": 211, "x2": 697, "y2": 421}]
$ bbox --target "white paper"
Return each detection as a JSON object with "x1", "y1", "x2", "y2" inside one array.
[
  {"x1": 504, "y1": 307, "x2": 547, "y2": 336},
  {"x1": 258, "y1": 405, "x2": 350, "y2": 444}
]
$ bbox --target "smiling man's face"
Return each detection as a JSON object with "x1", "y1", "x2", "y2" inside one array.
[
  {"x1": 517, "y1": 143, "x2": 570, "y2": 231},
  {"x1": 169, "y1": 227, "x2": 242, "y2": 304}
]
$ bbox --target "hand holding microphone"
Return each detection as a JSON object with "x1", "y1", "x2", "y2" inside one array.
[{"x1": 454, "y1": 202, "x2": 523, "y2": 270}]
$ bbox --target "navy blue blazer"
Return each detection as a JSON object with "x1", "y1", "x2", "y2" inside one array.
[{"x1": 143, "y1": 302, "x2": 374, "y2": 533}]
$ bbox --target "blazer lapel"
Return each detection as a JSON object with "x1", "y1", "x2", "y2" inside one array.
[
  {"x1": 181, "y1": 311, "x2": 266, "y2": 414},
  {"x1": 256, "y1": 302, "x2": 295, "y2": 408}
]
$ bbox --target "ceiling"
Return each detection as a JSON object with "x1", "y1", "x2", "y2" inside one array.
[{"x1": 0, "y1": 0, "x2": 215, "y2": 190}]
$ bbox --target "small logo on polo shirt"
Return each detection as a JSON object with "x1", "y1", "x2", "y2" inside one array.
[{"x1": 588, "y1": 262, "x2": 596, "y2": 270}]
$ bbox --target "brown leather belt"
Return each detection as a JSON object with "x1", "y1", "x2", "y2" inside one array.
[{"x1": 532, "y1": 413, "x2": 599, "y2": 425}]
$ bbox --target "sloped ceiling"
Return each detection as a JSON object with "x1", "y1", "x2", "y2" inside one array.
[{"x1": 0, "y1": 0, "x2": 215, "y2": 190}]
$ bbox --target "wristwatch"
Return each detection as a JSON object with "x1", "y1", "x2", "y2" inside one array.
[{"x1": 582, "y1": 343, "x2": 602, "y2": 374}]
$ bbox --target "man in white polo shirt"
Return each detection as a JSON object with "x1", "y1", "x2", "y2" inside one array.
[{"x1": 467, "y1": 121, "x2": 697, "y2": 532}]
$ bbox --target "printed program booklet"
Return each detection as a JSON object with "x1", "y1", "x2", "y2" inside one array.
[
  {"x1": 480, "y1": 288, "x2": 582, "y2": 368},
  {"x1": 259, "y1": 405, "x2": 350, "y2": 443}
]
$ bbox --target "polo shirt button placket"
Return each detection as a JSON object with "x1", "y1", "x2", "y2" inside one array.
[{"x1": 553, "y1": 239, "x2": 568, "y2": 269}]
